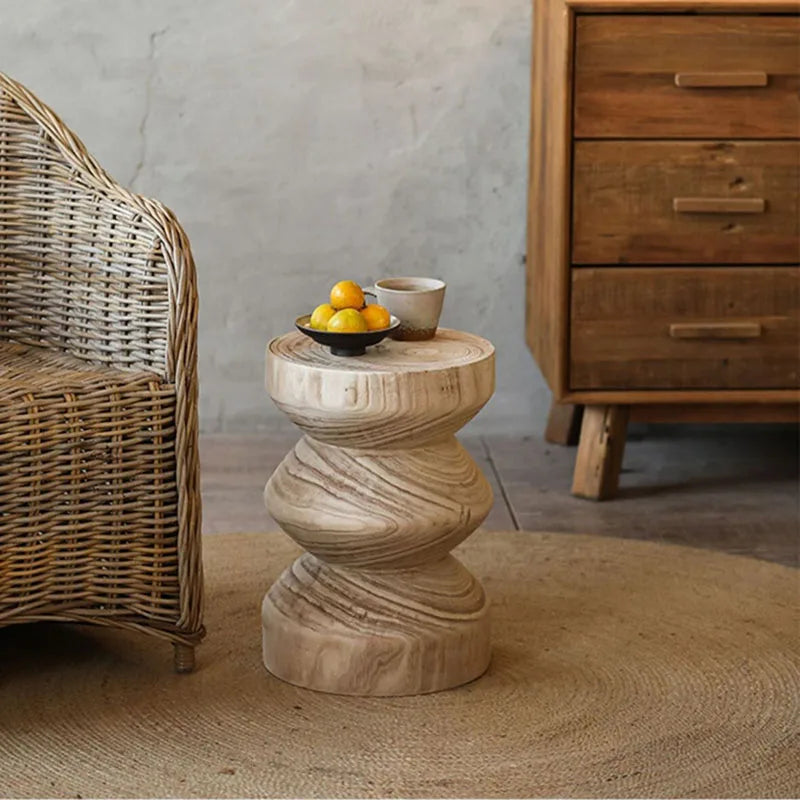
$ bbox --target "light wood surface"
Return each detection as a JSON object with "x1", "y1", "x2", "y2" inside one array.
[
  {"x1": 262, "y1": 552, "x2": 490, "y2": 697},
  {"x1": 571, "y1": 267, "x2": 800, "y2": 390},
  {"x1": 265, "y1": 435, "x2": 493, "y2": 569},
  {"x1": 572, "y1": 405, "x2": 630, "y2": 500},
  {"x1": 574, "y1": 16, "x2": 800, "y2": 139},
  {"x1": 266, "y1": 328, "x2": 495, "y2": 449},
  {"x1": 199, "y1": 431, "x2": 517, "y2": 533},
  {"x1": 573, "y1": 141, "x2": 800, "y2": 265},
  {"x1": 200, "y1": 431, "x2": 800, "y2": 567},
  {"x1": 525, "y1": 0, "x2": 573, "y2": 398},
  {"x1": 262, "y1": 329, "x2": 496, "y2": 695}
]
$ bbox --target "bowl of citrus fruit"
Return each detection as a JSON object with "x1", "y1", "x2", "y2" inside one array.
[{"x1": 296, "y1": 280, "x2": 399, "y2": 357}]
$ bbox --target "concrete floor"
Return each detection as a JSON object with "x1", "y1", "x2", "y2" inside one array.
[{"x1": 201, "y1": 424, "x2": 799, "y2": 567}]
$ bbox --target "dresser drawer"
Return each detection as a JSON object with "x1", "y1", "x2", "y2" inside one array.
[
  {"x1": 574, "y1": 15, "x2": 800, "y2": 139},
  {"x1": 572, "y1": 140, "x2": 800, "y2": 265},
  {"x1": 570, "y1": 267, "x2": 800, "y2": 390}
]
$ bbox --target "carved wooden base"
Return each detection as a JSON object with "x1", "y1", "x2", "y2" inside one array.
[
  {"x1": 263, "y1": 435, "x2": 493, "y2": 695},
  {"x1": 263, "y1": 329, "x2": 496, "y2": 695},
  {"x1": 262, "y1": 552, "x2": 490, "y2": 696}
]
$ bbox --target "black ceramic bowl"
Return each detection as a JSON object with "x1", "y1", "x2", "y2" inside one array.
[{"x1": 295, "y1": 313, "x2": 400, "y2": 357}]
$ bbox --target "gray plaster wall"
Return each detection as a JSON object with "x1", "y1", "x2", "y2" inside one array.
[{"x1": 4, "y1": 0, "x2": 551, "y2": 434}]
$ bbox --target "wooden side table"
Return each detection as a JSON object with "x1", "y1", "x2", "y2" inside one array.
[{"x1": 262, "y1": 329, "x2": 496, "y2": 696}]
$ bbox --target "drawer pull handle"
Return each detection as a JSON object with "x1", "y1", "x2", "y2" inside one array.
[
  {"x1": 674, "y1": 71, "x2": 768, "y2": 88},
  {"x1": 669, "y1": 322, "x2": 762, "y2": 339},
  {"x1": 673, "y1": 197, "x2": 765, "y2": 214}
]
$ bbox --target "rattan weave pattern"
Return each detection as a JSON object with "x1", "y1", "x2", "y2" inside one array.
[{"x1": 0, "y1": 73, "x2": 204, "y2": 671}]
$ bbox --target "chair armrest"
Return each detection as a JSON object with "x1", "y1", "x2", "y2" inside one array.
[{"x1": 0, "y1": 71, "x2": 198, "y2": 385}]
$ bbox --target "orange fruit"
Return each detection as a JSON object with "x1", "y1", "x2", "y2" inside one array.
[
  {"x1": 327, "y1": 308, "x2": 368, "y2": 333},
  {"x1": 309, "y1": 303, "x2": 336, "y2": 330},
  {"x1": 330, "y1": 280, "x2": 365, "y2": 310},
  {"x1": 360, "y1": 304, "x2": 391, "y2": 331}
]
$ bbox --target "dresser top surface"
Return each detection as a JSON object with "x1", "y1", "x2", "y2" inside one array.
[{"x1": 564, "y1": 0, "x2": 798, "y2": 12}]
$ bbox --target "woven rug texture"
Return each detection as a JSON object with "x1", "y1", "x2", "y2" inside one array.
[{"x1": 0, "y1": 530, "x2": 797, "y2": 798}]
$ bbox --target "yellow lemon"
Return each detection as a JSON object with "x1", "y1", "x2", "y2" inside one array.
[
  {"x1": 309, "y1": 303, "x2": 336, "y2": 330},
  {"x1": 327, "y1": 308, "x2": 368, "y2": 333},
  {"x1": 360, "y1": 304, "x2": 391, "y2": 331},
  {"x1": 330, "y1": 280, "x2": 365, "y2": 310}
]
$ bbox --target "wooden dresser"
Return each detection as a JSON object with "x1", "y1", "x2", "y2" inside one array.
[{"x1": 526, "y1": 0, "x2": 800, "y2": 499}]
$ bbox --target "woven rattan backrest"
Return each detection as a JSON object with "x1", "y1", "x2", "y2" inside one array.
[{"x1": 0, "y1": 79, "x2": 171, "y2": 375}]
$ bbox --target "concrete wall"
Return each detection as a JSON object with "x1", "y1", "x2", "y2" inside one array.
[{"x1": 4, "y1": 0, "x2": 551, "y2": 434}]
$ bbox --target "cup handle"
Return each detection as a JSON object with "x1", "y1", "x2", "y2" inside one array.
[{"x1": 363, "y1": 286, "x2": 377, "y2": 305}]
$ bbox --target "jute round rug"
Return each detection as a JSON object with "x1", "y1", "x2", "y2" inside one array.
[{"x1": 1, "y1": 530, "x2": 797, "y2": 799}]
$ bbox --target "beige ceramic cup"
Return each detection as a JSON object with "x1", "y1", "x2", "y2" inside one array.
[{"x1": 365, "y1": 277, "x2": 446, "y2": 341}]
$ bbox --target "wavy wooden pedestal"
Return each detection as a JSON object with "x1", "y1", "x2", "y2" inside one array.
[{"x1": 263, "y1": 329, "x2": 496, "y2": 695}]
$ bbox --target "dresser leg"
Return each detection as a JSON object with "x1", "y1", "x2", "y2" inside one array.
[
  {"x1": 571, "y1": 405, "x2": 629, "y2": 501},
  {"x1": 545, "y1": 400, "x2": 584, "y2": 446}
]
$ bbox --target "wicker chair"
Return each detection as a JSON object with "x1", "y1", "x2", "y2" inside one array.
[{"x1": 0, "y1": 73, "x2": 204, "y2": 671}]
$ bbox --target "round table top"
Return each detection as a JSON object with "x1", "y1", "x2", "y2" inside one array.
[{"x1": 268, "y1": 328, "x2": 494, "y2": 375}]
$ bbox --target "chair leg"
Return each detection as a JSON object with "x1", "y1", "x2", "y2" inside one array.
[{"x1": 173, "y1": 643, "x2": 196, "y2": 673}]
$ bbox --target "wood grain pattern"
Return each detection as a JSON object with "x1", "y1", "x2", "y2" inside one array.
[
  {"x1": 262, "y1": 554, "x2": 490, "y2": 697},
  {"x1": 574, "y1": 16, "x2": 800, "y2": 138},
  {"x1": 571, "y1": 267, "x2": 800, "y2": 390},
  {"x1": 200, "y1": 431, "x2": 800, "y2": 567},
  {"x1": 571, "y1": 405, "x2": 630, "y2": 500},
  {"x1": 669, "y1": 322, "x2": 762, "y2": 339},
  {"x1": 569, "y1": 0, "x2": 799, "y2": 9},
  {"x1": 527, "y1": 0, "x2": 800, "y2": 496},
  {"x1": 199, "y1": 432, "x2": 517, "y2": 534},
  {"x1": 267, "y1": 328, "x2": 495, "y2": 449},
  {"x1": 674, "y1": 71, "x2": 768, "y2": 88},
  {"x1": 563, "y1": 389, "x2": 800, "y2": 405},
  {"x1": 573, "y1": 141, "x2": 800, "y2": 265},
  {"x1": 525, "y1": 0, "x2": 573, "y2": 398},
  {"x1": 265, "y1": 436, "x2": 493, "y2": 570},
  {"x1": 672, "y1": 197, "x2": 765, "y2": 215},
  {"x1": 629, "y1": 403, "x2": 800, "y2": 423},
  {"x1": 262, "y1": 330, "x2": 496, "y2": 695}
]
